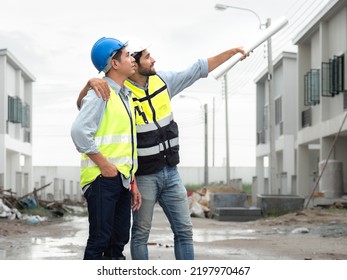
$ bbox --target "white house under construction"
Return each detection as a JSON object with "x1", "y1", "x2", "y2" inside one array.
[
  {"x1": 0, "y1": 49, "x2": 35, "y2": 198},
  {"x1": 255, "y1": 0, "x2": 347, "y2": 205}
]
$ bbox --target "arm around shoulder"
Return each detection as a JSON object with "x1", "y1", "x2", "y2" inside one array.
[{"x1": 76, "y1": 78, "x2": 111, "y2": 109}]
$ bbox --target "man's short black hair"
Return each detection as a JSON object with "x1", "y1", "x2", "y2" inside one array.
[{"x1": 132, "y1": 51, "x2": 142, "y2": 64}]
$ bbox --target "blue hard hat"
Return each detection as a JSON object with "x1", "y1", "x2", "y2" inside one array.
[{"x1": 91, "y1": 37, "x2": 127, "y2": 73}]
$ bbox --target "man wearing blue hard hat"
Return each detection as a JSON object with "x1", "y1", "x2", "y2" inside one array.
[
  {"x1": 77, "y1": 38, "x2": 248, "y2": 260},
  {"x1": 71, "y1": 37, "x2": 141, "y2": 260}
]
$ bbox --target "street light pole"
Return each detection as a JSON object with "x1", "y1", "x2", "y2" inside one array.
[
  {"x1": 224, "y1": 74, "x2": 231, "y2": 186},
  {"x1": 265, "y1": 18, "x2": 278, "y2": 193},
  {"x1": 204, "y1": 103, "x2": 209, "y2": 185},
  {"x1": 212, "y1": 96, "x2": 215, "y2": 167},
  {"x1": 214, "y1": 3, "x2": 277, "y2": 193}
]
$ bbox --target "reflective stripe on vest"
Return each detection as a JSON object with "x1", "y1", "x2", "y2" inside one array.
[
  {"x1": 137, "y1": 137, "x2": 179, "y2": 156},
  {"x1": 80, "y1": 87, "x2": 137, "y2": 187},
  {"x1": 136, "y1": 113, "x2": 173, "y2": 133},
  {"x1": 94, "y1": 134, "x2": 133, "y2": 146},
  {"x1": 81, "y1": 155, "x2": 138, "y2": 169}
]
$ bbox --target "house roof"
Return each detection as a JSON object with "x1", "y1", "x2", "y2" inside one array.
[
  {"x1": 292, "y1": 0, "x2": 346, "y2": 45},
  {"x1": 254, "y1": 51, "x2": 297, "y2": 83},
  {"x1": 0, "y1": 48, "x2": 36, "y2": 82}
]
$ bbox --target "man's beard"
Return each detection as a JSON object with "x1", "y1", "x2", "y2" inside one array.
[{"x1": 138, "y1": 65, "x2": 156, "y2": 76}]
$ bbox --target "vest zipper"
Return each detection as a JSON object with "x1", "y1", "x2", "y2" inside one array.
[
  {"x1": 145, "y1": 89, "x2": 167, "y2": 152},
  {"x1": 119, "y1": 96, "x2": 135, "y2": 179}
]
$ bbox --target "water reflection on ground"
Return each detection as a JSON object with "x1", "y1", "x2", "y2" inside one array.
[
  {"x1": 193, "y1": 228, "x2": 256, "y2": 242},
  {"x1": 0, "y1": 207, "x2": 258, "y2": 260},
  {"x1": 0, "y1": 216, "x2": 88, "y2": 260}
]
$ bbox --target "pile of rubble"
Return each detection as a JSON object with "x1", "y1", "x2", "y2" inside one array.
[
  {"x1": 0, "y1": 183, "x2": 85, "y2": 224},
  {"x1": 188, "y1": 184, "x2": 247, "y2": 218}
]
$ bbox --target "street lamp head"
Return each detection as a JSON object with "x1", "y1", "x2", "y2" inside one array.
[
  {"x1": 214, "y1": 3, "x2": 265, "y2": 30},
  {"x1": 214, "y1": 3, "x2": 228, "y2": 10}
]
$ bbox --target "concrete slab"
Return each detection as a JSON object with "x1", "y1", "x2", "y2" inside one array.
[
  {"x1": 257, "y1": 194, "x2": 305, "y2": 216},
  {"x1": 212, "y1": 207, "x2": 262, "y2": 222},
  {"x1": 209, "y1": 192, "x2": 248, "y2": 215}
]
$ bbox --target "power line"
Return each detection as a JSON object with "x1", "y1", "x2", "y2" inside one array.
[{"x1": 222, "y1": 0, "x2": 331, "y2": 95}]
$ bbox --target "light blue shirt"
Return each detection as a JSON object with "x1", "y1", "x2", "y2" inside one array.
[
  {"x1": 125, "y1": 58, "x2": 209, "y2": 97},
  {"x1": 158, "y1": 58, "x2": 209, "y2": 98}
]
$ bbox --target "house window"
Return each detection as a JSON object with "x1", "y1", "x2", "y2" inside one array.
[
  {"x1": 263, "y1": 105, "x2": 268, "y2": 130},
  {"x1": 275, "y1": 97, "x2": 283, "y2": 135},
  {"x1": 257, "y1": 130, "x2": 265, "y2": 144},
  {"x1": 21, "y1": 103, "x2": 30, "y2": 128},
  {"x1": 275, "y1": 97, "x2": 282, "y2": 125},
  {"x1": 322, "y1": 62, "x2": 332, "y2": 96},
  {"x1": 321, "y1": 54, "x2": 344, "y2": 96},
  {"x1": 344, "y1": 92, "x2": 347, "y2": 110},
  {"x1": 8, "y1": 96, "x2": 22, "y2": 123},
  {"x1": 304, "y1": 69, "x2": 320, "y2": 105},
  {"x1": 302, "y1": 107, "x2": 312, "y2": 128},
  {"x1": 8, "y1": 96, "x2": 30, "y2": 127},
  {"x1": 334, "y1": 54, "x2": 344, "y2": 93}
]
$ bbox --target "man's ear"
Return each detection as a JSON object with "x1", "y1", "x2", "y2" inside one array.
[
  {"x1": 133, "y1": 62, "x2": 138, "y2": 71},
  {"x1": 111, "y1": 59, "x2": 119, "y2": 69}
]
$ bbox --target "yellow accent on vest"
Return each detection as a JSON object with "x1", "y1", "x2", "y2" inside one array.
[
  {"x1": 80, "y1": 88, "x2": 137, "y2": 187},
  {"x1": 125, "y1": 75, "x2": 172, "y2": 125}
]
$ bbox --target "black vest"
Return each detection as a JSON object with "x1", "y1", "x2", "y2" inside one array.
[{"x1": 126, "y1": 75, "x2": 179, "y2": 175}]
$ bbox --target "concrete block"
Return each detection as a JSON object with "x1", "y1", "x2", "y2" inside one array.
[
  {"x1": 257, "y1": 194, "x2": 305, "y2": 216},
  {"x1": 209, "y1": 193, "x2": 248, "y2": 214},
  {"x1": 213, "y1": 207, "x2": 262, "y2": 222}
]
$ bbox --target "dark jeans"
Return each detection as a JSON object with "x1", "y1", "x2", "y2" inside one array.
[{"x1": 83, "y1": 174, "x2": 131, "y2": 260}]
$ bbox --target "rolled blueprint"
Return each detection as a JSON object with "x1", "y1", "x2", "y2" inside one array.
[{"x1": 211, "y1": 16, "x2": 289, "y2": 80}]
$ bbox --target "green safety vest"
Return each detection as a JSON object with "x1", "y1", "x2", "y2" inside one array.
[{"x1": 80, "y1": 87, "x2": 137, "y2": 187}]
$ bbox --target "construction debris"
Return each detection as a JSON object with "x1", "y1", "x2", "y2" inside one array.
[
  {"x1": 316, "y1": 201, "x2": 347, "y2": 209},
  {"x1": 0, "y1": 183, "x2": 85, "y2": 223},
  {"x1": 188, "y1": 184, "x2": 245, "y2": 218},
  {"x1": 188, "y1": 184, "x2": 347, "y2": 221}
]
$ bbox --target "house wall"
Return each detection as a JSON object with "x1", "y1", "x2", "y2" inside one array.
[
  {"x1": 0, "y1": 49, "x2": 35, "y2": 196},
  {"x1": 295, "y1": 0, "x2": 347, "y2": 199}
]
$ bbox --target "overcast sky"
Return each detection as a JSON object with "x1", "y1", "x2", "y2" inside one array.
[{"x1": 0, "y1": 0, "x2": 331, "y2": 167}]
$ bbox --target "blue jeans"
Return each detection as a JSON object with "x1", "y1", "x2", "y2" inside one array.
[
  {"x1": 83, "y1": 175, "x2": 131, "y2": 260},
  {"x1": 130, "y1": 165, "x2": 194, "y2": 260}
]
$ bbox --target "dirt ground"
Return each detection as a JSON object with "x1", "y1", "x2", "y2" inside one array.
[
  {"x1": 1, "y1": 205, "x2": 347, "y2": 260},
  {"x1": 185, "y1": 206, "x2": 347, "y2": 260}
]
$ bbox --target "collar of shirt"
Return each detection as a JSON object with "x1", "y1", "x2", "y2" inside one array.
[
  {"x1": 126, "y1": 77, "x2": 149, "y2": 91},
  {"x1": 104, "y1": 77, "x2": 132, "y2": 98}
]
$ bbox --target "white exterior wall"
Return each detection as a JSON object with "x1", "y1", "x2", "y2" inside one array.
[
  {"x1": 0, "y1": 49, "x2": 35, "y2": 197},
  {"x1": 294, "y1": 0, "x2": 347, "y2": 199},
  {"x1": 33, "y1": 166, "x2": 82, "y2": 201},
  {"x1": 175, "y1": 166, "x2": 256, "y2": 186},
  {"x1": 0, "y1": 56, "x2": 5, "y2": 188},
  {"x1": 255, "y1": 52, "x2": 298, "y2": 200},
  {"x1": 32, "y1": 165, "x2": 257, "y2": 201}
]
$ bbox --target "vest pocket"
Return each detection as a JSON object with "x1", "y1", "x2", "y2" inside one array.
[
  {"x1": 164, "y1": 121, "x2": 180, "y2": 166},
  {"x1": 166, "y1": 121, "x2": 179, "y2": 139}
]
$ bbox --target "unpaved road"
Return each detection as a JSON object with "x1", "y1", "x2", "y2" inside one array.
[{"x1": 1, "y1": 206, "x2": 347, "y2": 260}]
